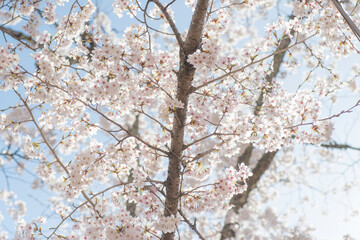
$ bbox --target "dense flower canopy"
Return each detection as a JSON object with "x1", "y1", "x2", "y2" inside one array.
[{"x1": 0, "y1": 0, "x2": 360, "y2": 239}]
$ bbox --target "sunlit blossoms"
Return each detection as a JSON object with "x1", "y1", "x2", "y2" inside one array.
[{"x1": 0, "y1": 0, "x2": 359, "y2": 239}]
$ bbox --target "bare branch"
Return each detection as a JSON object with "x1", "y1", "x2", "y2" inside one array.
[
  {"x1": 152, "y1": 0, "x2": 184, "y2": 50},
  {"x1": 330, "y1": 0, "x2": 360, "y2": 42},
  {"x1": 321, "y1": 142, "x2": 360, "y2": 151},
  {"x1": 191, "y1": 32, "x2": 317, "y2": 93},
  {"x1": 13, "y1": 89, "x2": 102, "y2": 219},
  {"x1": 288, "y1": 98, "x2": 360, "y2": 129},
  {"x1": 220, "y1": 151, "x2": 277, "y2": 239},
  {"x1": 220, "y1": 21, "x2": 295, "y2": 239},
  {"x1": 46, "y1": 182, "x2": 128, "y2": 239},
  {"x1": 178, "y1": 209, "x2": 205, "y2": 240},
  {"x1": 0, "y1": 25, "x2": 37, "y2": 50}
]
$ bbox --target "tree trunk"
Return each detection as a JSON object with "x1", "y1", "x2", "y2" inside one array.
[{"x1": 161, "y1": 1, "x2": 209, "y2": 239}]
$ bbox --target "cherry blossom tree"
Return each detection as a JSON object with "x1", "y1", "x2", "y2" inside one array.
[{"x1": 0, "y1": 0, "x2": 360, "y2": 239}]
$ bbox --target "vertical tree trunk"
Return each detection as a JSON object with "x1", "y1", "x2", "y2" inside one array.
[{"x1": 161, "y1": 1, "x2": 209, "y2": 239}]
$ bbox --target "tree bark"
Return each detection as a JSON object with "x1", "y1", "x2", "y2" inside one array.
[
  {"x1": 220, "y1": 151, "x2": 277, "y2": 239},
  {"x1": 161, "y1": 1, "x2": 209, "y2": 239},
  {"x1": 220, "y1": 23, "x2": 294, "y2": 240}
]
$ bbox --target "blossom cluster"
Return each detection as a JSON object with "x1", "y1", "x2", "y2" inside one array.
[
  {"x1": 0, "y1": 190, "x2": 27, "y2": 222},
  {"x1": 182, "y1": 164, "x2": 253, "y2": 212},
  {"x1": 0, "y1": 0, "x2": 358, "y2": 239},
  {"x1": 154, "y1": 215, "x2": 181, "y2": 233},
  {"x1": 43, "y1": 1, "x2": 58, "y2": 24},
  {"x1": 0, "y1": 46, "x2": 21, "y2": 90}
]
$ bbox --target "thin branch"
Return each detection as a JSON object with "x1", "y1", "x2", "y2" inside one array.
[
  {"x1": 16, "y1": 70, "x2": 170, "y2": 156},
  {"x1": 151, "y1": 0, "x2": 184, "y2": 50},
  {"x1": 13, "y1": 89, "x2": 102, "y2": 219},
  {"x1": 136, "y1": 107, "x2": 172, "y2": 134},
  {"x1": 321, "y1": 142, "x2": 360, "y2": 151},
  {"x1": 288, "y1": 99, "x2": 360, "y2": 129},
  {"x1": 191, "y1": 32, "x2": 318, "y2": 93},
  {"x1": 330, "y1": 0, "x2": 360, "y2": 42},
  {"x1": 85, "y1": 104, "x2": 169, "y2": 155},
  {"x1": 0, "y1": 25, "x2": 37, "y2": 50},
  {"x1": 178, "y1": 209, "x2": 205, "y2": 240},
  {"x1": 46, "y1": 182, "x2": 128, "y2": 239}
]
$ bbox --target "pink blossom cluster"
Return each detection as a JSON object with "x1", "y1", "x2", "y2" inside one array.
[
  {"x1": 43, "y1": 1, "x2": 58, "y2": 24},
  {"x1": 0, "y1": 0, "x2": 358, "y2": 239},
  {"x1": 182, "y1": 164, "x2": 253, "y2": 212},
  {"x1": 0, "y1": 46, "x2": 21, "y2": 90},
  {"x1": 154, "y1": 215, "x2": 181, "y2": 233}
]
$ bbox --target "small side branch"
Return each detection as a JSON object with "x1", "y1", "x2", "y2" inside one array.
[
  {"x1": 220, "y1": 151, "x2": 277, "y2": 240},
  {"x1": 321, "y1": 142, "x2": 360, "y2": 151},
  {"x1": 0, "y1": 25, "x2": 37, "y2": 50},
  {"x1": 151, "y1": 0, "x2": 184, "y2": 50},
  {"x1": 14, "y1": 89, "x2": 102, "y2": 219},
  {"x1": 330, "y1": 0, "x2": 360, "y2": 42},
  {"x1": 178, "y1": 209, "x2": 205, "y2": 240}
]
